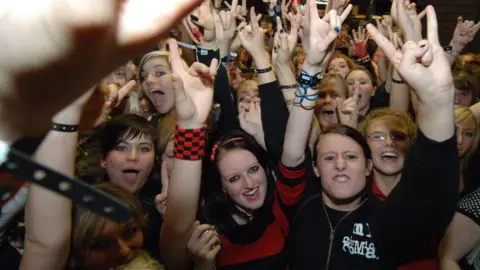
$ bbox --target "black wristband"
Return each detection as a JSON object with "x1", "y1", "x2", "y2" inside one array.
[
  {"x1": 255, "y1": 66, "x2": 273, "y2": 74},
  {"x1": 280, "y1": 84, "x2": 297, "y2": 90},
  {"x1": 52, "y1": 123, "x2": 79, "y2": 132},
  {"x1": 296, "y1": 70, "x2": 323, "y2": 87},
  {"x1": 392, "y1": 78, "x2": 405, "y2": 84}
]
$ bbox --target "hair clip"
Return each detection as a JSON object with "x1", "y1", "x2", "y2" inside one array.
[{"x1": 210, "y1": 145, "x2": 219, "y2": 161}]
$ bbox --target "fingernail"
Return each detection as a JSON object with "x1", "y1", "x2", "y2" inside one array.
[{"x1": 190, "y1": 15, "x2": 199, "y2": 22}]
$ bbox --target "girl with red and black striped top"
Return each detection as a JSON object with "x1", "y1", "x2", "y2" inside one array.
[{"x1": 159, "y1": 5, "x2": 313, "y2": 270}]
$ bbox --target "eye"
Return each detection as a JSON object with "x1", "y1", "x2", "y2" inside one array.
[
  {"x1": 461, "y1": 92, "x2": 468, "y2": 97},
  {"x1": 464, "y1": 131, "x2": 474, "y2": 137},
  {"x1": 155, "y1": 71, "x2": 166, "y2": 77},
  {"x1": 345, "y1": 154, "x2": 357, "y2": 160},
  {"x1": 141, "y1": 75, "x2": 147, "y2": 81},
  {"x1": 324, "y1": 156, "x2": 335, "y2": 161},
  {"x1": 228, "y1": 175, "x2": 240, "y2": 183},
  {"x1": 89, "y1": 238, "x2": 111, "y2": 250},
  {"x1": 331, "y1": 92, "x2": 339, "y2": 98},
  {"x1": 248, "y1": 165, "x2": 259, "y2": 174},
  {"x1": 347, "y1": 81, "x2": 354, "y2": 85},
  {"x1": 139, "y1": 146, "x2": 151, "y2": 152},
  {"x1": 115, "y1": 71, "x2": 126, "y2": 77},
  {"x1": 340, "y1": 64, "x2": 347, "y2": 68},
  {"x1": 116, "y1": 145, "x2": 128, "y2": 151},
  {"x1": 123, "y1": 226, "x2": 139, "y2": 240}
]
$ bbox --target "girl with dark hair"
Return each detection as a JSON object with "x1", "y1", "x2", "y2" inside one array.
[
  {"x1": 286, "y1": 5, "x2": 460, "y2": 269},
  {"x1": 158, "y1": 4, "x2": 355, "y2": 269}
]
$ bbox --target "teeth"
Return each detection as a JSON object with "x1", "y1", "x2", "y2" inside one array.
[
  {"x1": 382, "y1": 152, "x2": 398, "y2": 158},
  {"x1": 334, "y1": 176, "x2": 349, "y2": 182},
  {"x1": 244, "y1": 187, "x2": 258, "y2": 196}
]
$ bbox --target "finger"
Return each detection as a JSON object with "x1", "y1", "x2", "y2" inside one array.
[
  {"x1": 367, "y1": 24, "x2": 398, "y2": 64},
  {"x1": 418, "y1": 8, "x2": 426, "y2": 20},
  {"x1": 472, "y1": 21, "x2": 480, "y2": 35},
  {"x1": 118, "y1": 0, "x2": 205, "y2": 45},
  {"x1": 189, "y1": 62, "x2": 212, "y2": 77},
  {"x1": 375, "y1": 17, "x2": 381, "y2": 27},
  {"x1": 309, "y1": 0, "x2": 320, "y2": 20},
  {"x1": 169, "y1": 39, "x2": 187, "y2": 74},
  {"x1": 417, "y1": 40, "x2": 433, "y2": 67},
  {"x1": 399, "y1": 40, "x2": 423, "y2": 75},
  {"x1": 230, "y1": 0, "x2": 238, "y2": 12},
  {"x1": 116, "y1": 80, "x2": 136, "y2": 105},
  {"x1": 206, "y1": 243, "x2": 222, "y2": 259},
  {"x1": 224, "y1": 1, "x2": 232, "y2": 9},
  {"x1": 352, "y1": 88, "x2": 360, "y2": 103},
  {"x1": 191, "y1": 224, "x2": 214, "y2": 240},
  {"x1": 425, "y1": 5, "x2": 439, "y2": 45},
  {"x1": 107, "y1": 84, "x2": 118, "y2": 103},
  {"x1": 161, "y1": 160, "x2": 169, "y2": 192},
  {"x1": 339, "y1": 4, "x2": 352, "y2": 23},
  {"x1": 352, "y1": 29, "x2": 358, "y2": 41}
]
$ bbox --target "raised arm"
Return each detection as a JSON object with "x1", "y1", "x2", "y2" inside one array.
[
  {"x1": 21, "y1": 90, "x2": 92, "y2": 270},
  {"x1": 160, "y1": 39, "x2": 217, "y2": 270},
  {"x1": 282, "y1": 0, "x2": 352, "y2": 167}
]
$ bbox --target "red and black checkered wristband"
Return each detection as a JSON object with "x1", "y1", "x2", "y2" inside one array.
[{"x1": 174, "y1": 124, "x2": 207, "y2": 160}]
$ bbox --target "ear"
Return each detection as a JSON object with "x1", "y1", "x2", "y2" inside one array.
[
  {"x1": 313, "y1": 161, "x2": 321, "y2": 178},
  {"x1": 366, "y1": 159, "x2": 373, "y2": 176},
  {"x1": 100, "y1": 155, "x2": 107, "y2": 168}
]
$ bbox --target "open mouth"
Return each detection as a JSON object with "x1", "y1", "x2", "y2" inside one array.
[
  {"x1": 123, "y1": 169, "x2": 139, "y2": 182},
  {"x1": 333, "y1": 175, "x2": 350, "y2": 182},
  {"x1": 381, "y1": 151, "x2": 398, "y2": 163},
  {"x1": 150, "y1": 88, "x2": 165, "y2": 95},
  {"x1": 243, "y1": 186, "x2": 260, "y2": 201}
]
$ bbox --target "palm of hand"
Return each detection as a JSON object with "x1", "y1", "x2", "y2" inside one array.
[
  {"x1": 179, "y1": 73, "x2": 214, "y2": 124},
  {"x1": 307, "y1": 19, "x2": 331, "y2": 63},
  {"x1": 402, "y1": 44, "x2": 453, "y2": 103}
]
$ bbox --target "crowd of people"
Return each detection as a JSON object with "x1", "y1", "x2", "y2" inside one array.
[{"x1": 0, "y1": 0, "x2": 480, "y2": 269}]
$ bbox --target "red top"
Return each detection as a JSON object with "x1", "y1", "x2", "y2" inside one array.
[{"x1": 372, "y1": 179, "x2": 437, "y2": 270}]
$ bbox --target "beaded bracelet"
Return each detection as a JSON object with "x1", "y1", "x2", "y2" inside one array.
[{"x1": 174, "y1": 124, "x2": 207, "y2": 160}]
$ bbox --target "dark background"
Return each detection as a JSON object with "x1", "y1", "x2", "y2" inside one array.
[{"x1": 245, "y1": 0, "x2": 480, "y2": 53}]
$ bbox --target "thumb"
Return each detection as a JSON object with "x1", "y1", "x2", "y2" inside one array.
[{"x1": 172, "y1": 73, "x2": 187, "y2": 102}]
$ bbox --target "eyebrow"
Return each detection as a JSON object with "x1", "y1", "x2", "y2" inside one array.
[{"x1": 225, "y1": 163, "x2": 259, "y2": 179}]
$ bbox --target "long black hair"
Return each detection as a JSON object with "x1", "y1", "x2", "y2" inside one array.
[{"x1": 201, "y1": 129, "x2": 276, "y2": 233}]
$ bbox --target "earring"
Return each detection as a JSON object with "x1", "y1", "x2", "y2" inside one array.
[{"x1": 223, "y1": 191, "x2": 228, "y2": 201}]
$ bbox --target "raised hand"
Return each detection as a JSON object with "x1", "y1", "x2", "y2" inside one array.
[
  {"x1": 350, "y1": 25, "x2": 370, "y2": 58},
  {"x1": 395, "y1": 0, "x2": 422, "y2": 41},
  {"x1": 224, "y1": 0, "x2": 248, "y2": 18},
  {"x1": 305, "y1": 0, "x2": 352, "y2": 67},
  {"x1": 336, "y1": 90, "x2": 359, "y2": 128},
  {"x1": 238, "y1": 97, "x2": 263, "y2": 137},
  {"x1": 328, "y1": 0, "x2": 351, "y2": 14},
  {"x1": 183, "y1": 0, "x2": 216, "y2": 45},
  {"x1": 285, "y1": 13, "x2": 299, "y2": 56},
  {"x1": 273, "y1": 25, "x2": 292, "y2": 67},
  {"x1": 155, "y1": 161, "x2": 169, "y2": 217},
  {"x1": 367, "y1": 6, "x2": 453, "y2": 108},
  {"x1": 451, "y1": 17, "x2": 480, "y2": 50},
  {"x1": 0, "y1": 0, "x2": 202, "y2": 141},
  {"x1": 169, "y1": 39, "x2": 218, "y2": 128},
  {"x1": 216, "y1": 0, "x2": 242, "y2": 41},
  {"x1": 375, "y1": 16, "x2": 390, "y2": 38},
  {"x1": 94, "y1": 80, "x2": 136, "y2": 127},
  {"x1": 187, "y1": 222, "x2": 222, "y2": 270},
  {"x1": 237, "y1": 8, "x2": 267, "y2": 59}
]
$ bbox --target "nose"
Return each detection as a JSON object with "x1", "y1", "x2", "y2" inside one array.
[
  {"x1": 243, "y1": 175, "x2": 255, "y2": 189},
  {"x1": 335, "y1": 157, "x2": 346, "y2": 171},
  {"x1": 384, "y1": 135, "x2": 394, "y2": 146},
  {"x1": 117, "y1": 239, "x2": 132, "y2": 258},
  {"x1": 454, "y1": 93, "x2": 460, "y2": 105},
  {"x1": 457, "y1": 125, "x2": 464, "y2": 147},
  {"x1": 126, "y1": 148, "x2": 139, "y2": 162},
  {"x1": 325, "y1": 94, "x2": 333, "y2": 103}
]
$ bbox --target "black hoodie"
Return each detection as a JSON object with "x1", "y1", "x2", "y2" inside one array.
[{"x1": 287, "y1": 129, "x2": 459, "y2": 269}]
